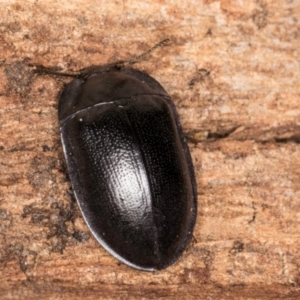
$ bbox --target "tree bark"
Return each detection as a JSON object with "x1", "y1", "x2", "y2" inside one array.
[{"x1": 0, "y1": 0, "x2": 300, "y2": 299}]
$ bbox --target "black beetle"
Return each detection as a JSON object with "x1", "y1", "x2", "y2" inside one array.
[{"x1": 55, "y1": 40, "x2": 197, "y2": 271}]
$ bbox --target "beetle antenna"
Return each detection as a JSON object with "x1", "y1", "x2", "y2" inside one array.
[
  {"x1": 116, "y1": 38, "x2": 170, "y2": 69},
  {"x1": 31, "y1": 39, "x2": 170, "y2": 77},
  {"x1": 32, "y1": 65, "x2": 81, "y2": 78}
]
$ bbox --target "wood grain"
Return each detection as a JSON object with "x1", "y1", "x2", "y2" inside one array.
[{"x1": 0, "y1": 0, "x2": 300, "y2": 299}]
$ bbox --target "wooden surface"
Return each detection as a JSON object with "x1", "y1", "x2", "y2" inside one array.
[{"x1": 1, "y1": 0, "x2": 300, "y2": 299}]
